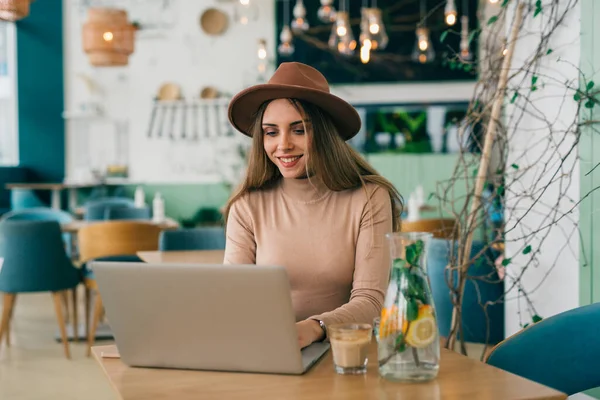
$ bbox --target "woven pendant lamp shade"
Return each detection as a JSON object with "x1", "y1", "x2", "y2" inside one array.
[
  {"x1": 0, "y1": 0, "x2": 30, "y2": 21},
  {"x1": 82, "y1": 8, "x2": 135, "y2": 67}
]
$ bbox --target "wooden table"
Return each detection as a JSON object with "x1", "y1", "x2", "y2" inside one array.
[
  {"x1": 61, "y1": 218, "x2": 180, "y2": 233},
  {"x1": 137, "y1": 250, "x2": 225, "y2": 264},
  {"x1": 92, "y1": 342, "x2": 566, "y2": 400}
]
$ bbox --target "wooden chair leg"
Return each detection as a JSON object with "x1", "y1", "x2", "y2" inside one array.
[
  {"x1": 61, "y1": 291, "x2": 70, "y2": 324},
  {"x1": 87, "y1": 292, "x2": 103, "y2": 357},
  {"x1": 84, "y1": 287, "x2": 91, "y2": 340},
  {"x1": 0, "y1": 293, "x2": 16, "y2": 348},
  {"x1": 52, "y1": 292, "x2": 71, "y2": 359},
  {"x1": 6, "y1": 294, "x2": 17, "y2": 347},
  {"x1": 71, "y1": 288, "x2": 79, "y2": 342}
]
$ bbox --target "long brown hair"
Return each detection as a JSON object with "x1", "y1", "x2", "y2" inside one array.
[{"x1": 223, "y1": 99, "x2": 403, "y2": 231}]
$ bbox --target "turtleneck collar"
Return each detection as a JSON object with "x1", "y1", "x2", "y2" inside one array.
[{"x1": 280, "y1": 176, "x2": 330, "y2": 204}]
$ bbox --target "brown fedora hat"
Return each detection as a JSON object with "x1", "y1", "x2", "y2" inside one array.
[{"x1": 228, "y1": 62, "x2": 361, "y2": 140}]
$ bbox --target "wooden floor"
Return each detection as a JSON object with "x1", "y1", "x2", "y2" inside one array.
[{"x1": 0, "y1": 292, "x2": 595, "y2": 399}]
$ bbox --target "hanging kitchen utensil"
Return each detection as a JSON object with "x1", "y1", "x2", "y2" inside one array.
[
  {"x1": 192, "y1": 101, "x2": 199, "y2": 141},
  {"x1": 200, "y1": 86, "x2": 219, "y2": 99},
  {"x1": 181, "y1": 102, "x2": 187, "y2": 140},
  {"x1": 156, "y1": 102, "x2": 167, "y2": 138},
  {"x1": 147, "y1": 98, "x2": 159, "y2": 138},
  {"x1": 158, "y1": 82, "x2": 182, "y2": 101},
  {"x1": 168, "y1": 102, "x2": 178, "y2": 141},
  {"x1": 199, "y1": 8, "x2": 228, "y2": 36},
  {"x1": 203, "y1": 103, "x2": 210, "y2": 139}
]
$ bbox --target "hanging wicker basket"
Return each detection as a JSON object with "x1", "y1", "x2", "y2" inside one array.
[
  {"x1": 0, "y1": 0, "x2": 31, "y2": 22},
  {"x1": 82, "y1": 8, "x2": 135, "y2": 67}
]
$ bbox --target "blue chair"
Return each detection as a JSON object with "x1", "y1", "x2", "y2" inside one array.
[
  {"x1": 486, "y1": 302, "x2": 600, "y2": 396},
  {"x1": 83, "y1": 197, "x2": 135, "y2": 221},
  {"x1": 105, "y1": 206, "x2": 151, "y2": 220},
  {"x1": 0, "y1": 220, "x2": 81, "y2": 358},
  {"x1": 0, "y1": 207, "x2": 76, "y2": 258},
  {"x1": 159, "y1": 227, "x2": 226, "y2": 251},
  {"x1": 426, "y1": 238, "x2": 504, "y2": 344},
  {"x1": 10, "y1": 188, "x2": 47, "y2": 210}
]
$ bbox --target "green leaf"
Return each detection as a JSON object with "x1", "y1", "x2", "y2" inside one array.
[
  {"x1": 510, "y1": 91, "x2": 519, "y2": 104},
  {"x1": 501, "y1": 0, "x2": 509, "y2": 6},
  {"x1": 440, "y1": 30, "x2": 449, "y2": 43},
  {"x1": 546, "y1": 49, "x2": 553, "y2": 55},
  {"x1": 523, "y1": 323, "x2": 530, "y2": 328},
  {"x1": 394, "y1": 333, "x2": 406, "y2": 353},
  {"x1": 468, "y1": 30, "x2": 477, "y2": 44},
  {"x1": 511, "y1": 163, "x2": 519, "y2": 170},
  {"x1": 531, "y1": 75, "x2": 538, "y2": 85},
  {"x1": 531, "y1": 86, "x2": 538, "y2": 92},
  {"x1": 534, "y1": 0, "x2": 542, "y2": 17},
  {"x1": 393, "y1": 258, "x2": 407, "y2": 269},
  {"x1": 496, "y1": 184, "x2": 505, "y2": 197},
  {"x1": 449, "y1": 60, "x2": 457, "y2": 70},
  {"x1": 464, "y1": 64, "x2": 473, "y2": 72},
  {"x1": 406, "y1": 298, "x2": 419, "y2": 322},
  {"x1": 574, "y1": 92, "x2": 582, "y2": 101},
  {"x1": 532, "y1": 314, "x2": 543, "y2": 323},
  {"x1": 501, "y1": 258, "x2": 512, "y2": 267},
  {"x1": 487, "y1": 15, "x2": 498, "y2": 25},
  {"x1": 587, "y1": 81, "x2": 595, "y2": 91},
  {"x1": 585, "y1": 99, "x2": 596, "y2": 109},
  {"x1": 523, "y1": 245, "x2": 532, "y2": 255},
  {"x1": 428, "y1": 192, "x2": 435, "y2": 201},
  {"x1": 472, "y1": 168, "x2": 479, "y2": 177},
  {"x1": 405, "y1": 240, "x2": 424, "y2": 266}
]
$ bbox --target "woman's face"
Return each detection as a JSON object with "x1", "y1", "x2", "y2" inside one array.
[{"x1": 262, "y1": 99, "x2": 310, "y2": 179}]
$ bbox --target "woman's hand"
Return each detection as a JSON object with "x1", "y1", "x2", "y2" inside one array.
[{"x1": 296, "y1": 319, "x2": 324, "y2": 349}]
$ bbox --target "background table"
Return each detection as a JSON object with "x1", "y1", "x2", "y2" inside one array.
[
  {"x1": 92, "y1": 341, "x2": 566, "y2": 400},
  {"x1": 137, "y1": 250, "x2": 225, "y2": 264},
  {"x1": 61, "y1": 218, "x2": 180, "y2": 233}
]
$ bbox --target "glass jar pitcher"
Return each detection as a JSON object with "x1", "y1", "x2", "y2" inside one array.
[{"x1": 378, "y1": 232, "x2": 439, "y2": 382}]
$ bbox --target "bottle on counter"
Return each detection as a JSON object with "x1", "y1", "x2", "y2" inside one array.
[{"x1": 152, "y1": 192, "x2": 165, "y2": 223}]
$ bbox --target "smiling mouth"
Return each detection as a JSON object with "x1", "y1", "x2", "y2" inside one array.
[{"x1": 277, "y1": 155, "x2": 303, "y2": 168}]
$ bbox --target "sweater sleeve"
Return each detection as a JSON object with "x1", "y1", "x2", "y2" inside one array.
[
  {"x1": 223, "y1": 197, "x2": 257, "y2": 265},
  {"x1": 310, "y1": 185, "x2": 393, "y2": 328}
]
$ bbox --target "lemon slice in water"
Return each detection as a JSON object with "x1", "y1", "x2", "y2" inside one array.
[{"x1": 405, "y1": 315, "x2": 437, "y2": 348}]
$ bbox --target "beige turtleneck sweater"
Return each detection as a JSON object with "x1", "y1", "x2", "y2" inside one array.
[{"x1": 223, "y1": 177, "x2": 392, "y2": 328}]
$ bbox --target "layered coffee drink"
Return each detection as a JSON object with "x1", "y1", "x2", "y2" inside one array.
[{"x1": 328, "y1": 323, "x2": 372, "y2": 375}]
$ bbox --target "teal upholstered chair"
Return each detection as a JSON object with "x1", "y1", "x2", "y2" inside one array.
[
  {"x1": 83, "y1": 197, "x2": 136, "y2": 221},
  {"x1": 486, "y1": 302, "x2": 600, "y2": 396},
  {"x1": 105, "y1": 206, "x2": 151, "y2": 220},
  {"x1": 427, "y1": 238, "x2": 504, "y2": 344},
  {"x1": 0, "y1": 207, "x2": 76, "y2": 257},
  {"x1": 10, "y1": 188, "x2": 47, "y2": 210},
  {"x1": 0, "y1": 220, "x2": 81, "y2": 358},
  {"x1": 159, "y1": 227, "x2": 226, "y2": 251}
]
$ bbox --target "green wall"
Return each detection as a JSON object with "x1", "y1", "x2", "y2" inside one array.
[
  {"x1": 114, "y1": 153, "x2": 461, "y2": 224},
  {"x1": 16, "y1": 0, "x2": 64, "y2": 183}
]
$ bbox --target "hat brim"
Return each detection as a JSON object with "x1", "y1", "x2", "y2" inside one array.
[{"x1": 228, "y1": 84, "x2": 361, "y2": 141}]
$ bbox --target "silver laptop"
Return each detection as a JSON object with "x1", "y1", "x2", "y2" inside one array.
[{"x1": 91, "y1": 261, "x2": 330, "y2": 375}]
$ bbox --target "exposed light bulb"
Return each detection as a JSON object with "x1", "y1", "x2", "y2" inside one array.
[
  {"x1": 419, "y1": 54, "x2": 427, "y2": 63},
  {"x1": 257, "y1": 39, "x2": 267, "y2": 60},
  {"x1": 489, "y1": 0, "x2": 499, "y2": 3},
  {"x1": 318, "y1": 0, "x2": 336, "y2": 23},
  {"x1": 369, "y1": 24, "x2": 379, "y2": 34},
  {"x1": 360, "y1": 39, "x2": 371, "y2": 64},
  {"x1": 240, "y1": 0, "x2": 250, "y2": 5},
  {"x1": 502, "y1": 48, "x2": 508, "y2": 56},
  {"x1": 445, "y1": 0, "x2": 457, "y2": 26},
  {"x1": 103, "y1": 31, "x2": 113, "y2": 41},
  {"x1": 419, "y1": 39, "x2": 428, "y2": 51},
  {"x1": 337, "y1": 26, "x2": 347, "y2": 36}
]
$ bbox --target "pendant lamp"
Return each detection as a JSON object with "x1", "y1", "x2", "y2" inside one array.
[
  {"x1": 0, "y1": 0, "x2": 30, "y2": 22},
  {"x1": 82, "y1": 8, "x2": 136, "y2": 67}
]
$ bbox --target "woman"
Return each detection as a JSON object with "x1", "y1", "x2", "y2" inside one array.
[{"x1": 224, "y1": 62, "x2": 402, "y2": 348}]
